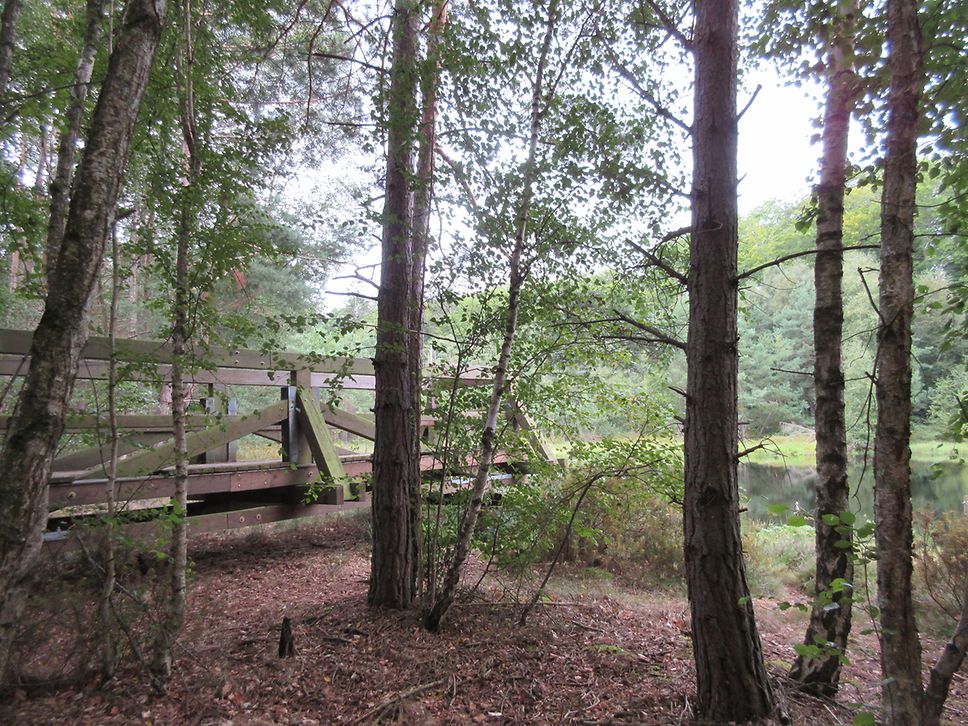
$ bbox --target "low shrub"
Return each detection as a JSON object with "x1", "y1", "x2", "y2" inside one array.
[
  {"x1": 914, "y1": 509, "x2": 968, "y2": 634},
  {"x1": 742, "y1": 520, "x2": 815, "y2": 597}
]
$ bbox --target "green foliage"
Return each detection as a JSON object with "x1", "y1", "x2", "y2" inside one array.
[{"x1": 742, "y1": 521, "x2": 816, "y2": 596}]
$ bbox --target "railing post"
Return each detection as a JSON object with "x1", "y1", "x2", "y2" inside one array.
[
  {"x1": 200, "y1": 382, "x2": 236, "y2": 463},
  {"x1": 281, "y1": 378, "x2": 299, "y2": 465}
]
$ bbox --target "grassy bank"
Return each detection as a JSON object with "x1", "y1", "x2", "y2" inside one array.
[{"x1": 741, "y1": 434, "x2": 963, "y2": 468}]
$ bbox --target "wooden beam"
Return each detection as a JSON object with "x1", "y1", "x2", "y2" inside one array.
[
  {"x1": 1, "y1": 414, "x2": 216, "y2": 432},
  {"x1": 52, "y1": 433, "x2": 170, "y2": 472},
  {"x1": 0, "y1": 329, "x2": 374, "y2": 375},
  {"x1": 80, "y1": 400, "x2": 290, "y2": 479},
  {"x1": 50, "y1": 463, "x2": 320, "y2": 507},
  {"x1": 1, "y1": 356, "x2": 380, "y2": 389},
  {"x1": 322, "y1": 407, "x2": 376, "y2": 440},
  {"x1": 296, "y1": 386, "x2": 350, "y2": 499}
]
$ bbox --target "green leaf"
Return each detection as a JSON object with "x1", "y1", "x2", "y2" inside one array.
[
  {"x1": 767, "y1": 503, "x2": 790, "y2": 516},
  {"x1": 853, "y1": 712, "x2": 876, "y2": 726},
  {"x1": 821, "y1": 513, "x2": 841, "y2": 526},
  {"x1": 787, "y1": 514, "x2": 809, "y2": 527},
  {"x1": 839, "y1": 511, "x2": 856, "y2": 525}
]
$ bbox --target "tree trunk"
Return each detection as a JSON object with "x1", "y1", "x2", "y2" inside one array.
[
  {"x1": 922, "y1": 576, "x2": 968, "y2": 725},
  {"x1": 790, "y1": 0, "x2": 857, "y2": 696},
  {"x1": 424, "y1": 0, "x2": 557, "y2": 633},
  {"x1": 683, "y1": 1, "x2": 775, "y2": 721},
  {"x1": 0, "y1": 0, "x2": 23, "y2": 101},
  {"x1": 0, "y1": 0, "x2": 166, "y2": 680},
  {"x1": 152, "y1": 0, "x2": 198, "y2": 682},
  {"x1": 369, "y1": 0, "x2": 420, "y2": 609},
  {"x1": 99, "y1": 226, "x2": 122, "y2": 681},
  {"x1": 874, "y1": 0, "x2": 924, "y2": 723},
  {"x1": 411, "y1": 0, "x2": 446, "y2": 603},
  {"x1": 46, "y1": 0, "x2": 108, "y2": 278}
]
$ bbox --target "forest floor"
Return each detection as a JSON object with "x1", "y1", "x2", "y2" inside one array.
[{"x1": 6, "y1": 513, "x2": 968, "y2": 726}]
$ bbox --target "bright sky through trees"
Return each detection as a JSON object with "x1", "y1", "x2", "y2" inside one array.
[{"x1": 739, "y1": 70, "x2": 819, "y2": 213}]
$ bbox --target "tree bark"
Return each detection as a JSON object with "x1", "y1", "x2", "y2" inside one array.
[
  {"x1": 683, "y1": 1, "x2": 775, "y2": 721},
  {"x1": 410, "y1": 0, "x2": 447, "y2": 602},
  {"x1": 46, "y1": 0, "x2": 108, "y2": 278},
  {"x1": 0, "y1": 0, "x2": 22, "y2": 101},
  {"x1": 922, "y1": 576, "x2": 968, "y2": 725},
  {"x1": 423, "y1": 0, "x2": 557, "y2": 632},
  {"x1": 0, "y1": 0, "x2": 166, "y2": 680},
  {"x1": 790, "y1": 0, "x2": 857, "y2": 696},
  {"x1": 152, "y1": 0, "x2": 199, "y2": 682},
  {"x1": 874, "y1": 1, "x2": 924, "y2": 723},
  {"x1": 369, "y1": 0, "x2": 421, "y2": 609}
]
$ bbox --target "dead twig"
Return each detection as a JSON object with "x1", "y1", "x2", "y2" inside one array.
[{"x1": 352, "y1": 677, "x2": 448, "y2": 724}]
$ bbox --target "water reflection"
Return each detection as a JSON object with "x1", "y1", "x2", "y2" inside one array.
[{"x1": 740, "y1": 461, "x2": 968, "y2": 522}]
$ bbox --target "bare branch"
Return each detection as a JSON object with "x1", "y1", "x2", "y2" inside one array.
[
  {"x1": 607, "y1": 50, "x2": 691, "y2": 135},
  {"x1": 326, "y1": 290, "x2": 378, "y2": 302},
  {"x1": 611, "y1": 310, "x2": 686, "y2": 350},
  {"x1": 640, "y1": 0, "x2": 693, "y2": 51},
  {"x1": 310, "y1": 51, "x2": 385, "y2": 73},
  {"x1": 737, "y1": 84, "x2": 762, "y2": 120},
  {"x1": 628, "y1": 239, "x2": 688, "y2": 286},
  {"x1": 735, "y1": 244, "x2": 880, "y2": 282}
]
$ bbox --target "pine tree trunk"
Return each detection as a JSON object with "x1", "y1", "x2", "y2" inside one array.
[
  {"x1": 369, "y1": 0, "x2": 420, "y2": 609},
  {"x1": 46, "y1": 0, "x2": 107, "y2": 277},
  {"x1": 683, "y1": 1, "x2": 775, "y2": 721},
  {"x1": 790, "y1": 0, "x2": 857, "y2": 696},
  {"x1": 410, "y1": 0, "x2": 446, "y2": 603},
  {"x1": 0, "y1": 0, "x2": 166, "y2": 680},
  {"x1": 874, "y1": 0, "x2": 924, "y2": 723}
]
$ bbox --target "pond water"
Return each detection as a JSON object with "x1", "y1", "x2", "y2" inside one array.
[{"x1": 740, "y1": 460, "x2": 968, "y2": 522}]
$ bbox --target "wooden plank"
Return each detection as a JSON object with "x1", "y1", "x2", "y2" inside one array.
[
  {"x1": 1, "y1": 414, "x2": 215, "y2": 432},
  {"x1": 0, "y1": 329, "x2": 374, "y2": 375},
  {"x1": 296, "y1": 386, "x2": 349, "y2": 499},
  {"x1": 322, "y1": 407, "x2": 376, "y2": 440},
  {"x1": 507, "y1": 403, "x2": 557, "y2": 462},
  {"x1": 52, "y1": 433, "x2": 170, "y2": 472},
  {"x1": 80, "y1": 400, "x2": 290, "y2": 479},
  {"x1": 0, "y1": 356, "x2": 380, "y2": 388},
  {"x1": 50, "y1": 464, "x2": 320, "y2": 507}
]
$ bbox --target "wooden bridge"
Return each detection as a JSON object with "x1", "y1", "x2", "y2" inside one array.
[{"x1": 0, "y1": 329, "x2": 555, "y2": 544}]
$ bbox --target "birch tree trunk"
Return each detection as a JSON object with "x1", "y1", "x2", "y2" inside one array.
[
  {"x1": 874, "y1": 0, "x2": 924, "y2": 722},
  {"x1": 0, "y1": 0, "x2": 166, "y2": 680},
  {"x1": 369, "y1": 0, "x2": 421, "y2": 609},
  {"x1": 46, "y1": 0, "x2": 108, "y2": 277},
  {"x1": 790, "y1": 0, "x2": 857, "y2": 696},
  {"x1": 152, "y1": 0, "x2": 199, "y2": 681},
  {"x1": 683, "y1": 0, "x2": 775, "y2": 720},
  {"x1": 423, "y1": 0, "x2": 557, "y2": 633},
  {"x1": 922, "y1": 578, "x2": 968, "y2": 725}
]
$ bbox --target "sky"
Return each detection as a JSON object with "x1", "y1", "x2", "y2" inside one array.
[{"x1": 738, "y1": 71, "x2": 822, "y2": 214}]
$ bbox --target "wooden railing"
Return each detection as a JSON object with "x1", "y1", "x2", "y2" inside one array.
[{"x1": 0, "y1": 329, "x2": 554, "y2": 541}]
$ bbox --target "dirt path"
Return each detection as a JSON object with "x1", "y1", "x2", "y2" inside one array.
[{"x1": 6, "y1": 515, "x2": 967, "y2": 725}]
